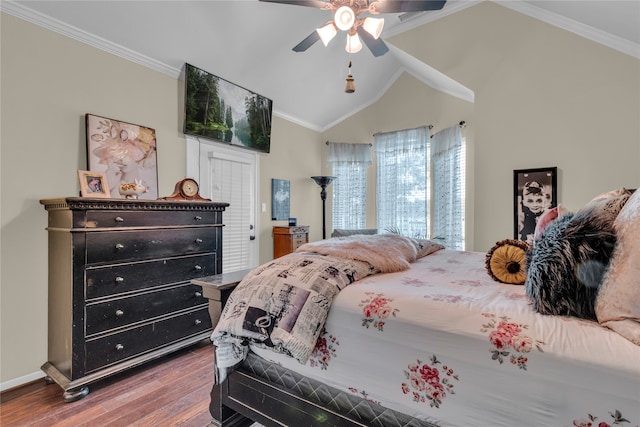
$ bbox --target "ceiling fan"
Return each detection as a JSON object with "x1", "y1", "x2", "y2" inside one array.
[{"x1": 259, "y1": 0, "x2": 447, "y2": 57}]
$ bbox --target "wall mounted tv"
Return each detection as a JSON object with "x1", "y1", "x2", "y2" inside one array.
[{"x1": 183, "y1": 63, "x2": 273, "y2": 153}]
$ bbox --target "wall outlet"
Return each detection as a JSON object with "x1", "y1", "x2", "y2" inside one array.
[{"x1": 261, "y1": 203, "x2": 266, "y2": 213}]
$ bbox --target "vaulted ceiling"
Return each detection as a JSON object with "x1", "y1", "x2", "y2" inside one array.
[{"x1": 3, "y1": 0, "x2": 639, "y2": 131}]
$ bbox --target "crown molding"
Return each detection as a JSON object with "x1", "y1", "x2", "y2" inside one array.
[
  {"x1": 495, "y1": 1, "x2": 640, "y2": 59},
  {"x1": 1, "y1": 1, "x2": 182, "y2": 77}
]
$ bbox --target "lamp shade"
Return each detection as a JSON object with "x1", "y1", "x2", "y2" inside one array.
[
  {"x1": 363, "y1": 17, "x2": 384, "y2": 39},
  {"x1": 311, "y1": 176, "x2": 336, "y2": 187},
  {"x1": 316, "y1": 22, "x2": 337, "y2": 46},
  {"x1": 345, "y1": 33, "x2": 363, "y2": 53},
  {"x1": 335, "y1": 6, "x2": 355, "y2": 31}
]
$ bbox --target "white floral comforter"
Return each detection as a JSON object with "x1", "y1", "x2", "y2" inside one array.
[
  {"x1": 211, "y1": 234, "x2": 436, "y2": 384},
  {"x1": 251, "y1": 250, "x2": 640, "y2": 427}
]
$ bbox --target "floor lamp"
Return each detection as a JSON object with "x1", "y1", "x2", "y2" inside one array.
[{"x1": 310, "y1": 176, "x2": 336, "y2": 239}]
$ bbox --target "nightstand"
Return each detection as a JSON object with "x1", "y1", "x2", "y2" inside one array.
[
  {"x1": 273, "y1": 225, "x2": 309, "y2": 258},
  {"x1": 191, "y1": 268, "x2": 253, "y2": 327}
]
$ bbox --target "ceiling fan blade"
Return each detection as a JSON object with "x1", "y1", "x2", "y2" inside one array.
[
  {"x1": 371, "y1": 0, "x2": 446, "y2": 13},
  {"x1": 293, "y1": 30, "x2": 321, "y2": 52},
  {"x1": 259, "y1": 0, "x2": 331, "y2": 9},
  {"x1": 357, "y1": 27, "x2": 389, "y2": 57}
]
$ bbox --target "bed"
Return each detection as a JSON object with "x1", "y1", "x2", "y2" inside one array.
[{"x1": 202, "y1": 190, "x2": 640, "y2": 427}]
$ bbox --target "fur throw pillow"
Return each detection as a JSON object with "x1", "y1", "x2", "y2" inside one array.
[
  {"x1": 525, "y1": 192, "x2": 631, "y2": 320},
  {"x1": 525, "y1": 213, "x2": 616, "y2": 320}
]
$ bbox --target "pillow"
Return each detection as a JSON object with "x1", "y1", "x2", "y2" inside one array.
[
  {"x1": 525, "y1": 191, "x2": 631, "y2": 319},
  {"x1": 533, "y1": 204, "x2": 569, "y2": 244},
  {"x1": 413, "y1": 238, "x2": 445, "y2": 259},
  {"x1": 589, "y1": 187, "x2": 632, "y2": 202},
  {"x1": 573, "y1": 192, "x2": 631, "y2": 227},
  {"x1": 525, "y1": 212, "x2": 616, "y2": 320},
  {"x1": 595, "y1": 189, "x2": 640, "y2": 345},
  {"x1": 485, "y1": 239, "x2": 529, "y2": 285},
  {"x1": 331, "y1": 228, "x2": 378, "y2": 237}
]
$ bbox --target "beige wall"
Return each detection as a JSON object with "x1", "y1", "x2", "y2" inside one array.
[
  {"x1": 0, "y1": 13, "x2": 322, "y2": 385},
  {"x1": 259, "y1": 117, "x2": 324, "y2": 261},
  {"x1": 2, "y1": 1, "x2": 639, "y2": 386},
  {"x1": 388, "y1": 3, "x2": 640, "y2": 251},
  {"x1": 323, "y1": 2, "x2": 639, "y2": 252}
]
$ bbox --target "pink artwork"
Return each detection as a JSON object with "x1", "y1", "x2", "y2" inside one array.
[{"x1": 86, "y1": 114, "x2": 158, "y2": 199}]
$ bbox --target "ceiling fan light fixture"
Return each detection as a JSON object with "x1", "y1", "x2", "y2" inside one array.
[
  {"x1": 316, "y1": 22, "x2": 337, "y2": 46},
  {"x1": 335, "y1": 6, "x2": 355, "y2": 31},
  {"x1": 363, "y1": 17, "x2": 384, "y2": 39},
  {"x1": 345, "y1": 33, "x2": 362, "y2": 53}
]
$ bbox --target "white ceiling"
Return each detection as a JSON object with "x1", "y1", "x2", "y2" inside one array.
[{"x1": 3, "y1": 0, "x2": 639, "y2": 131}]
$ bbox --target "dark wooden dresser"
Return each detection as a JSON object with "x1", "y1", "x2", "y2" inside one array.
[
  {"x1": 39, "y1": 197, "x2": 228, "y2": 401},
  {"x1": 272, "y1": 225, "x2": 309, "y2": 258}
]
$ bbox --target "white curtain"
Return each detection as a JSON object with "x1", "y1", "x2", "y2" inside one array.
[
  {"x1": 374, "y1": 126, "x2": 430, "y2": 237},
  {"x1": 431, "y1": 125, "x2": 465, "y2": 250},
  {"x1": 328, "y1": 142, "x2": 372, "y2": 230}
]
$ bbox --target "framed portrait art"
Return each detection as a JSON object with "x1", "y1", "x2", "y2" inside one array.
[
  {"x1": 86, "y1": 114, "x2": 158, "y2": 199},
  {"x1": 78, "y1": 170, "x2": 110, "y2": 198},
  {"x1": 513, "y1": 167, "x2": 557, "y2": 244}
]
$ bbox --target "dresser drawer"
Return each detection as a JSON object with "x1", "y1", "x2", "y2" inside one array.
[
  {"x1": 86, "y1": 253, "x2": 217, "y2": 299},
  {"x1": 85, "y1": 284, "x2": 208, "y2": 336},
  {"x1": 292, "y1": 234, "x2": 307, "y2": 247},
  {"x1": 81, "y1": 210, "x2": 221, "y2": 229},
  {"x1": 86, "y1": 228, "x2": 217, "y2": 264},
  {"x1": 85, "y1": 307, "x2": 211, "y2": 373}
]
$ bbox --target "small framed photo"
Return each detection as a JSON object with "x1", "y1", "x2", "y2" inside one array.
[
  {"x1": 78, "y1": 170, "x2": 111, "y2": 198},
  {"x1": 514, "y1": 167, "x2": 557, "y2": 244}
]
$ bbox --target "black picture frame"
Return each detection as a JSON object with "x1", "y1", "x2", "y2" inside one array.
[{"x1": 513, "y1": 167, "x2": 557, "y2": 244}]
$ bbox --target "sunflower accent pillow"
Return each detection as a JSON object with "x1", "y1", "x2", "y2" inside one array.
[{"x1": 486, "y1": 239, "x2": 530, "y2": 285}]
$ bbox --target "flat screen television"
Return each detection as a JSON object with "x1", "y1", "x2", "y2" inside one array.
[{"x1": 183, "y1": 63, "x2": 273, "y2": 153}]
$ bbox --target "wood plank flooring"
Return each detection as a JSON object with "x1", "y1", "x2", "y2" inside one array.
[{"x1": 0, "y1": 341, "x2": 216, "y2": 427}]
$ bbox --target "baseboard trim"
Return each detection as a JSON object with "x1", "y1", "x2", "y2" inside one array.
[{"x1": 1, "y1": 370, "x2": 45, "y2": 393}]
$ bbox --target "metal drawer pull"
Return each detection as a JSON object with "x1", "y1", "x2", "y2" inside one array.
[
  {"x1": 115, "y1": 277, "x2": 124, "y2": 283},
  {"x1": 115, "y1": 243, "x2": 124, "y2": 250},
  {"x1": 194, "y1": 215, "x2": 202, "y2": 221},
  {"x1": 115, "y1": 309, "x2": 124, "y2": 317},
  {"x1": 194, "y1": 265, "x2": 202, "y2": 271},
  {"x1": 114, "y1": 216, "x2": 124, "y2": 222},
  {"x1": 115, "y1": 344, "x2": 124, "y2": 351},
  {"x1": 194, "y1": 319, "x2": 202, "y2": 325},
  {"x1": 195, "y1": 238, "x2": 203, "y2": 244},
  {"x1": 195, "y1": 291, "x2": 202, "y2": 297}
]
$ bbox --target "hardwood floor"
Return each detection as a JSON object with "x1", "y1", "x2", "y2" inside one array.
[{"x1": 0, "y1": 341, "x2": 216, "y2": 427}]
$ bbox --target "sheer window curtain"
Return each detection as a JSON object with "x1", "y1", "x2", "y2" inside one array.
[
  {"x1": 374, "y1": 126, "x2": 430, "y2": 237},
  {"x1": 431, "y1": 125, "x2": 465, "y2": 250},
  {"x1": 328, "y1": 142, "x2": 372, "y2": 230}
]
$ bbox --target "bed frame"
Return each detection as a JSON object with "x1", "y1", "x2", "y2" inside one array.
[
  {"x1": 208, "y1": 350, "x2": 439, "y2": 427},
  {"x1": 197, "y1": 275, "x2": 438, "y2": 427}
]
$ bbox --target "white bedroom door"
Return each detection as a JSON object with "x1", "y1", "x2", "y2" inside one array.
[{"x1": 187, "y1": 138, "x2": 259, "y2": 273}]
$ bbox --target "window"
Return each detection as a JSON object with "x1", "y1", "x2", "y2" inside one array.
[
  {"x1": 374, "y1": 125, "x2": 465, "y2": 249},
  {"x1": 375, "y1": 127, "x2": 429, "y2": 238},
  {"x1": 328, "y1": 143, "x2": 372, "y2": 230},
  {"x1": 431, "y1": 126, "x2": 465, "y2": 250}
]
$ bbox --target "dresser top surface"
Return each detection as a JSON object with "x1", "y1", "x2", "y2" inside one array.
[{"x1": 40, "y1": 197, "x2": 229, "y2": 211}]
